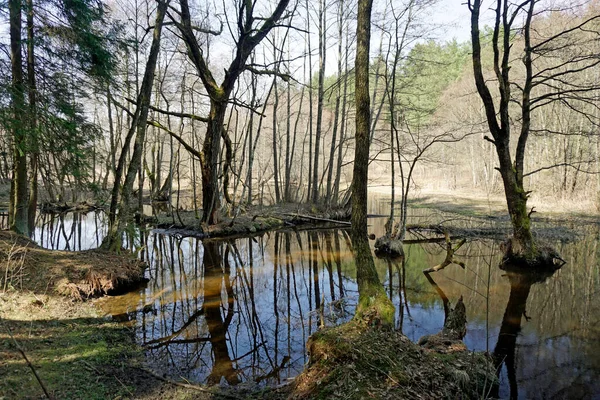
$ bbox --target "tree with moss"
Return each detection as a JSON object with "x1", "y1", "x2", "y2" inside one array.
[
  {"x1": 468, "y1": 0, "x2": 600, "y2": 265},
  {"x1": 351, "y1": 0, "x2": 395, "y2": 328}
]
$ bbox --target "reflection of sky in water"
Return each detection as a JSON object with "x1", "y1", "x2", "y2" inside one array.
[
  {"x1": 33, "y1": 209, "x2": 600, "y2": 398},
  {"x1": 32, "y1": 211, "x2": 107, "y2": 251}
]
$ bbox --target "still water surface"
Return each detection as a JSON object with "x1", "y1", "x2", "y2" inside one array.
[{"x1": 32, "y1": 205, "x2": 600, "y2": 399}]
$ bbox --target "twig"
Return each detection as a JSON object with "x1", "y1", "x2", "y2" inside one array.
[
  {"x1": 0, "y1": 316, "x2": 53, "y2": 399},
  {"x1": 136, "y1": 367, "x2": 243, "y2": 399}
]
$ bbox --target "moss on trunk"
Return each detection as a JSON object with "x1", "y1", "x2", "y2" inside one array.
[{"x1": 351, "y1": 234, "x2": 395, "y2": 328}]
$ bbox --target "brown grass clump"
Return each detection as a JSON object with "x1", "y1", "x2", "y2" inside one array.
[
  {"x1": 288, "y1": 322, "x2": 497, "y2": 400},
  {"x1": 0, "y1": 230, "x2": 146, "y2": 300}
]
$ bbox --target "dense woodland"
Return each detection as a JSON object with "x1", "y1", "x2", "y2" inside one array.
[{"x1": 1, "y1": 0, "x2": 600, "y2": 260}]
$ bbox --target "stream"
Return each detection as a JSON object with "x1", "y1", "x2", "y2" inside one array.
[{"x1": 29, "y1": 201, "x2": 600, "y2": 399}]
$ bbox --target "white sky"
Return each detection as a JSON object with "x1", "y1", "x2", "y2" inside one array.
[{"x1": 432, "y1": 0, "x2": 473, "y2": 42}]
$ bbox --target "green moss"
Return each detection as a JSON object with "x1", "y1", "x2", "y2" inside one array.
[{"x1": 296, "y1": 321, "x2": 494, "y2": 400}]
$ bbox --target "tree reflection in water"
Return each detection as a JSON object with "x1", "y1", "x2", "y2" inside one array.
[
  {"x1": 31, "y1": 213, "x2": 600, "y2": 396},
  {"x1": 33, "y1": 211, "x2": 107, "y2": 250},
  {"x1": 203, "y1": 241, "x2": 239, "y2": 385},
  {"x1": 492, "y1": 264, "x2": 558, "y2": 400},
  {"x1": 133, "y1": 231, "x2": 357, "y2": 385}
]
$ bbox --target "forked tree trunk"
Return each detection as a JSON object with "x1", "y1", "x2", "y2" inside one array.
[
  {"x1": 178, "y1": 0, "x2": 290, "y2": 224},
  {"x1": 470, "y1": 0, "x2": 536, "y2": 260}
]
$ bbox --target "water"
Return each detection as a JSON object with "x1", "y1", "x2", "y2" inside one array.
[{"x1": 32, "y1": 206, "x2": 600, "y2": 399}]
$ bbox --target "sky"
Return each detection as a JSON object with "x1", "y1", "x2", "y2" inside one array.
[{"x1": 433, "y1": 0, "x2": 473, "y2": 43}]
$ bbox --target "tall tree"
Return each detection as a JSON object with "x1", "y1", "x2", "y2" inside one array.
[
  {"x1": 176, "y1": 0, "x2": 291, "y2": 225},
  {"x1": 9, "y1": 0, "x2": 28, "y2": 235},
  {"x1": 468, "y1": 0, "x2": 600, "y2": 265},
  {"x1": 311, "y1": 0, "x2": 326, "y2": 203},
  {"x1": 103, "y1": 0, "x2": 170, "y2": 251},
  {"x1": 351, "y1": 0, "x2": 394, "y2": 328},
  {"x1": 4, "y1": 0, "x2": 119, "y2": 236},
  {"x1": 351, "y1": 0, "x2": 372, "y2": 236}
]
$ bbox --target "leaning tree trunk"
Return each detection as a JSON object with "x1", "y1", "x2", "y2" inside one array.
[{"x1": 103, "y1": 0, "x2": 169, "y2": 251}]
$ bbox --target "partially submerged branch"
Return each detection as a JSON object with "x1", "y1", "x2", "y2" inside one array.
[{"x1": 423, "y1": 232, "x2": 466, "y2": 273}]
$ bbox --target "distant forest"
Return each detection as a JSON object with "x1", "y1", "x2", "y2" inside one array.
[{"x1": 1, "y1": 0, "x2": 599, "y2": 240}]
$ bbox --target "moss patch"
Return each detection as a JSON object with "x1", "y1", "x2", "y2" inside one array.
[{"x1": 288, "y1": 322, "x2": 497, "y2": 400}]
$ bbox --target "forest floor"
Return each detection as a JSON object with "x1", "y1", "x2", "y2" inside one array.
[{"x1": 0, "y1": 223, "x2": 498, "y2": 399}]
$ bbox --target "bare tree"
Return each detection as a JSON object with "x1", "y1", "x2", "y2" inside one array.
[
  {"x1": 468, "y1": 0, "x2": 600, "y2": 265},
  {"x1": 103, "y1": 0, "x2": 170, "y2": 251},
  {"x1": 175, "y1": 0, "x2": 291, "y2": 225}
]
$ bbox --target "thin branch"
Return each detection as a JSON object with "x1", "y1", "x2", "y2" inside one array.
[{"x1": 0, "y1": 317, "x2": 53, "y2": 399}]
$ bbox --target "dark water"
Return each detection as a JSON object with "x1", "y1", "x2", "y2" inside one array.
[{"x1": 32, "y1": 205, "x2": 600, "y2": 399}]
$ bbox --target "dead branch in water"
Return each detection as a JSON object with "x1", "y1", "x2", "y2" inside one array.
[{"x1": 423, "y1": 232, "x2": 466, "y2": 273}]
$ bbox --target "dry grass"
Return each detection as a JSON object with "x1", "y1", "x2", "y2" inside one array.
[
  {"x1": 0, "y1": 231, "x2": 147, "y2": 300},
  {"x1": 286, "y1": 321, "x2": 497, "y2": 400}
]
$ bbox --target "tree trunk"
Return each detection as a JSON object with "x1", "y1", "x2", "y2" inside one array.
[
  {"x1": 311, "y1": 0, "x2": 326, "y2": 203},
  {"x1": 104, "y1": 0, "x2": 169, "y2": 250},
  {"x1": 26, "y1": 0, "x2": 38, "y2": 233},
  {"x1": 470, "y1": 0, "x2": 536, "y2": 259},
  {"x1": 9, "y1": 0, "x2": 28, "y2": 236},
  {"x1": 333, "y1": 27, "x2": 350, "y2": 205},
  {"x1": 272, "y1": 75, "x2": 281, "y2": 203},
  {"x1": 325, "y1": 0, "x2": 344, "y2": 204},
  {"x1": 352, "y1": 233, "x2": 395, "y2": 328},
  {"x1": 351, "y1": 0, "x2": 373, "y2": 237},
  {"x1": 201, "y1": 100, "x2": 227, "y2": 224}
]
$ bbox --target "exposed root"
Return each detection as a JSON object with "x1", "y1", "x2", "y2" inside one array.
[
  {"x1": 501, "y1": 238, "x2": 566, "y2": 271},
  {"x1": 55, "y1": 251, "x2": 148, "y2": 299}
]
